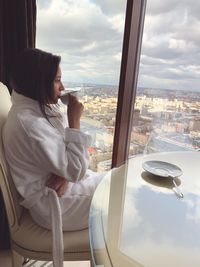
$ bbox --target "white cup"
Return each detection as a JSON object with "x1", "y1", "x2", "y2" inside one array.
[{"x1": 60, "y1": 89, "x2": 79, "y2": 105}]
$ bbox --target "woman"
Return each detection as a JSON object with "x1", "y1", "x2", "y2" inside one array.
[{"x1": 3, "y1": 48, "x2": 104, "y2": 265}]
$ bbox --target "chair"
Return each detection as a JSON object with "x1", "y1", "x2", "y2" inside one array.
[{"x1": 0, "y1": 82, "x2": 92, "y2": 266}]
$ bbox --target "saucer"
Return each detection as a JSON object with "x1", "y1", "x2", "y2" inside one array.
[{"x1": 142, "y1": 160, "x2": 183, "y2": 178}]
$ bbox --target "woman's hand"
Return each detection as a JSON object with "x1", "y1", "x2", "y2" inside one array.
[
  {"x1": 67, "y1": 93, "x2": 84, "y2": 129},
  {"x1": 46, "y1": 174, "x2": 69, "y2": 197}
]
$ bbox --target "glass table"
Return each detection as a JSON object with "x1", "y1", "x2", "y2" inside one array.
[{"x1": 89, "y1": 151, "x2": 200, "y2": 267}]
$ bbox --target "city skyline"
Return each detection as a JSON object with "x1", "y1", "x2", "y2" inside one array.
[
  {"x1": 63, "y1": 80, "x2": 200, "y2": 93},
  {"x1": 77, "y1": 85, "x2": 200, "y2": 172}
]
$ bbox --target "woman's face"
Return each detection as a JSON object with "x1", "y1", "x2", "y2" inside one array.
[{"x1": 51, "y1": 66, "x2": 64, "y2": 104}]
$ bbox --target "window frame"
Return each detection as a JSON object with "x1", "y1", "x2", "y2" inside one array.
[{"x1": 112, "y1": 0, "x2": 147, "y2": 168}]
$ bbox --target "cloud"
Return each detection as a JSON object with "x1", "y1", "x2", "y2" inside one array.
[
  {"x1": 147, "y1": 0, "x2": 183, "y2": 15},
  {"x1": 36, "y1": 0, "x2": 200, "y2": 91},
  {"x1": 91, "y1": 0, "x2": 126, "y2": 15},
  {"x1": 36, "y1": 0, "x2": 53, "y2": 9},
  {"x1": 138, "y1": 0, "x2": 200, "y2": 91},
  {"x1": 36, "y1": 0, "x2": 126, "y2": 84}
]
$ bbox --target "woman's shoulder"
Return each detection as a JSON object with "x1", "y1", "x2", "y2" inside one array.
[
  {"x1": 7, "y1": 106, "x2": 50, "y2": 136},
  {"x1": 19, "y1": 111, "x2": 51, "y2": 134}
]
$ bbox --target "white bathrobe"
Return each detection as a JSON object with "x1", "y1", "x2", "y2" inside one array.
[{"x1": 3, "y1": 90, "x2": 104, "y2": 231}]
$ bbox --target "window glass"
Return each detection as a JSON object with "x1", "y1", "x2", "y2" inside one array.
[
  {"x1": 129, "y1": 0, "x2": 200, "y2": 158},
  {"x1": 36, "y1": 0, "x2": 127, "y2": 172}
]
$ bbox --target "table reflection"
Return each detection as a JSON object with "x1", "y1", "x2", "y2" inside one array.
[{"x1": 89, "y1": 151, "x2": 200, "y2": 267}]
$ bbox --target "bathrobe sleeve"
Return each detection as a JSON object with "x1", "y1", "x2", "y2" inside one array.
[{"x1": 25, "y1": 118, "x2": 92, "y2": 183}]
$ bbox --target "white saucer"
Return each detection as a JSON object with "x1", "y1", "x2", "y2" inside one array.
[{"x1": 142, "y1": 160, "x2": 183, "y2": 178}]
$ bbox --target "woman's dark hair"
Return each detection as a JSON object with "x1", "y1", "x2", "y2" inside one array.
[{"x1": 10, "y1": 48, "x2": 61, "y2": 120}]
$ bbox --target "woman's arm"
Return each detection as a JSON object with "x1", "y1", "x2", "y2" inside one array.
[
  {"x1": 20, "y1": 95, "x2": 91, "y2": 182},
  {"x1": 46, "y1": 174, "x2": 69, "y2": 197},
  {"x1": 27, "y1": 118, "x2": 91, "y2": 182},
  {"x1": 67, "y1": 93, "x2": 84, "y2": 129}
]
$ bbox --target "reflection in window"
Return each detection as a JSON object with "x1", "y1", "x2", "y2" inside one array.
[
  {"x1": 36, "y1": 0, "x2": 127, "y2": 172},
  {"x1": 129, "y1": 0, "x2": 200, "y2": 158}
]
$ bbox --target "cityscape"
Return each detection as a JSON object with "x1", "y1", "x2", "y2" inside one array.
[
  {"x1": 63, "y1": 83, "x2": 200, "y2": 173},
  {"x1": 36, "y1": 0, "x2": 200, "y2": 173}
]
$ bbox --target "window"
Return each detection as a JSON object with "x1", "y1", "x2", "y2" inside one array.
[
  {"x1": 36, "y1": 0, "x2": 127, "y2": 171},
  {"x1": 129, "y1": 0, "x2": 200, "y2": 158},
  {"x1": 38, "y1": 0, "x2": 198, "y2": 169}
]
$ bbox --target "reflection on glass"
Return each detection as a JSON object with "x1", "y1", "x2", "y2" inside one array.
[
  {"x1": 120, "y1": 153, "x2": 200, "y2": 267},
  {"x1": 89, "y1": 152, "x2": 200, "y2": 267}
]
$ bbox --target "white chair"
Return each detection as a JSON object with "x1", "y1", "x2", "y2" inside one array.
[{"x1": 0, "y1": 82, "x2": 92, "y2": 266}]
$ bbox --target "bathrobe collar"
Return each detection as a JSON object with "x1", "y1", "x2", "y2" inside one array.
[
  {"x1": 11, "y1": 90, "x2": 60, "y2": 116},
  {"x1": 11, "y1": 90, "x2": 40, "y2": 107}
]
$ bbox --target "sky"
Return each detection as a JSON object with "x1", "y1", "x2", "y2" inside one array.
[{"x1": 36, "y1": 0, "x2": 200, "y2": 92}]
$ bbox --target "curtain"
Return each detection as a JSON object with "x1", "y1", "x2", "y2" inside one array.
[
  {"x1": 0, "y1": 192, "x2": 10, "y2": 249},
  {"x1": 0, "y1": 0, "x2": 36, "y2": 249},
  {"x1": 0, "y1": 0, "x2": 36, "y2": 90}
]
